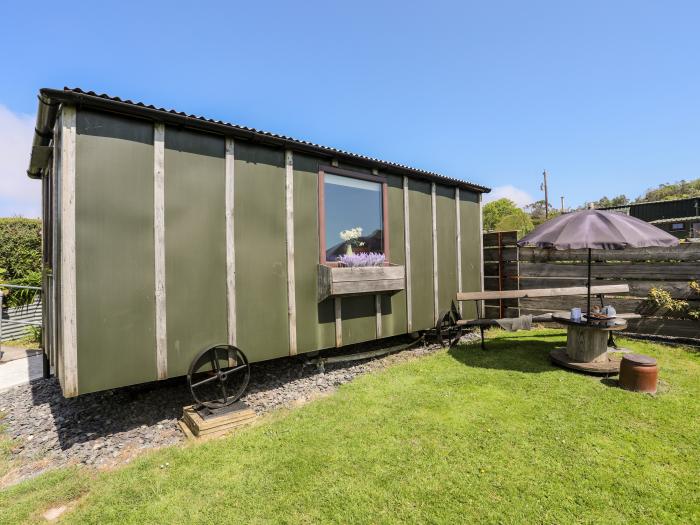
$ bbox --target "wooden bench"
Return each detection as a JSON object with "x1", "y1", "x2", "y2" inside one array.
[{"x1": 455, "y1": 284, "x2": 641, "y2": 349}]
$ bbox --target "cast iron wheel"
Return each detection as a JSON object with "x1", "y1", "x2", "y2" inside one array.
[
  {"x1": 187, "y1": 345, "x2": 250, "y2": 409},
  {"x1": 435, "y1": 302, "x2": 464, "y2": 348}
]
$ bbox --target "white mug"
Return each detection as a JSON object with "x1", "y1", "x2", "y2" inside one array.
[{"x1": 571, "y1": 307, "x2": 582, "y2": 321}]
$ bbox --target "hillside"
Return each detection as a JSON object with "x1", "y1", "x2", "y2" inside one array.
[{"x1": 635, "y1": 178, "x2": 700, "y2": 203}]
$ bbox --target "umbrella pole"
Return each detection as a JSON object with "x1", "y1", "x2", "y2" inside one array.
[{"x1": 587, "y1": 248, "x2": 592, "y2": 324}]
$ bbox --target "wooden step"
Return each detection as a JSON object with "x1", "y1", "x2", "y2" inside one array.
[{"x1": 180, "y1": 403, "x2": 256, "y2": 439}]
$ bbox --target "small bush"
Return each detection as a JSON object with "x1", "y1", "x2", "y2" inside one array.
[
  {"x1": 26, "y1": 325, "x2": 42, "y2": 344},
  {"x1": 646, "y1": 284, "x2": 700, "y2": 320}
]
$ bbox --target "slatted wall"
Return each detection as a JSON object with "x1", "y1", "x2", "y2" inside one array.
[
  {"x1": 482, "y1": 231, "x2": 520, "y2": 318},
  {"x1": 483, "y1": 232, "x2": 700, "y2": 341}
]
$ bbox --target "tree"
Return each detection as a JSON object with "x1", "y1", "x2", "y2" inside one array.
[
  {"x1": 483, "y1": 198, "x2": 519, "y2": 231},
  {"x1": 525, "y1": 200, "x2": 560, "y2": 226},
  {"x1": 496, "y1": 209, "x2": 534, "y2": 235},
  {"x1": 590, "y1": 195, "x2": 630, "y2": 208}
]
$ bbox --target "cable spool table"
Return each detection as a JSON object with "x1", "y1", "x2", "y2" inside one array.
[{"x1": 549, "y1": 312, "x2": 627, "y2": 375}]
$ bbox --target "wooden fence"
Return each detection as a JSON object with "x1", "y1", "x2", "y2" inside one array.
[
  {"x1": 483, "y1": 231, "x2": 700, "y2": 342},
  {"x1": 483, "y1": 231, "x2": 520, "y2": 318}
]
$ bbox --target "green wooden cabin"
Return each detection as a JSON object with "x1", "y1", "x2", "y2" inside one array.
[
  {"x1": 598, "y1": 198, "x2": 700, "y2": 239},
  {"x1": 27, "y1": 88, "x2": 489, "y2": 397}
]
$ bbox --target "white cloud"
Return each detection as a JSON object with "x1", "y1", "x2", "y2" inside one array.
[
  {"x1": 483, "y1": 185, "x2": 534, "y2": 208},
  {"x1": 0, "y1": 105, "x2": 40, "y2": 218}
]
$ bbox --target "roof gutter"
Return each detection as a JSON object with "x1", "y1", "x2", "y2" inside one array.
[
  {"x1": 28, "y1": 88, "x2": 491, "y2": 194},
  {"x1": 26, "y1": 93, "x2": 60, "y2": 179}
]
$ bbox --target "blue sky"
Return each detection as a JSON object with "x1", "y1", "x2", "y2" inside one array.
[{"x1": 1, "y1": 1, "x2": 699, "y2": 217}]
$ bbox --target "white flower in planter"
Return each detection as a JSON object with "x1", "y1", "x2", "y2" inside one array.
[
  {"x1": 340, "y1": 227, "x2": 364, "y2": 256},
  {"x1": 340, "y1": 227, "x2": 363, "y2": 242}
]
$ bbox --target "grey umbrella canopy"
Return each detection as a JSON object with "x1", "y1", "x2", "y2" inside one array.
[
  {"x1": 517, "y1": 209, "x2": 679, "y2": 250},
  {"x1": 517, "y1": 209, "x2": 679, "y2": 321}
]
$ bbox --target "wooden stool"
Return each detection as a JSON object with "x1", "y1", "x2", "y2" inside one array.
[{"x1": 619, "y1": 354, "x2": 658, "y2": 394}]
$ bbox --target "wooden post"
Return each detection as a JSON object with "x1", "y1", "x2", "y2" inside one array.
[
  {"x1": 285, "y1": 150, "x2": 297, "y2": 355},
  {"x1": 478, "y1": 193, "x2": 485, "y2": 317},
  {"x1": 225, "y1": 137, "x2": 237, "y2": 347},
  {"x1": 515, "y1": 237, "x2": 521, "y2": 316},
  {"x1": 153, "y1": 122, "x2": 168, "y2": 380},
  {"x1": 497, "y1": 231, "x2": 504, "y2": 318},
  {"x1": 60, "y1": 105, "x2": 78, "y2": 397},
  {"x1": 334, "y1": 297, "x2": 342, "y2": 348},
  {"x1": 431, "y1": 182, "x2": 438, "y2": 324},
  {"x1": 586, "y1": 248, "x2": 592, "y2": 323},
  {"x1": 543, "y1": 170, "x2": 549, "y2": 219},
  {"x1": 455, "y1": 187, "x2": 462, "y2": 316},
  {"x1": 375, "y1": 294, "x2": 382, "y2": 338},
  {"x1": 403, "y1": 176, "x2": 412, "y2": 332}
]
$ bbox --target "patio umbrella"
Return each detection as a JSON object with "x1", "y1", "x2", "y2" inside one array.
[{"x1": 517, "y1": 208, "x2": 679, "y2": 321}]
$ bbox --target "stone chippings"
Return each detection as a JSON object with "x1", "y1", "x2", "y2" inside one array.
[{"x1": 0, "y1": 333, "x2": 478, "y2": 482}]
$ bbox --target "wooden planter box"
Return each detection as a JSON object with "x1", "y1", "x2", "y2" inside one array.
[{"x1": 318, "y1": 264, "x2": 405, "y2": 301}]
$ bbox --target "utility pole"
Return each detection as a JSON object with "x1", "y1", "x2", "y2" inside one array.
[
  {"x1": 542, "y1": 170, "x2": 549, "y2": 219},
  {"x1": 560, "y1": 196, "x2": 565, "y2": 213}
]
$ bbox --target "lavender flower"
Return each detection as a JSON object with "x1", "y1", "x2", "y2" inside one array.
[{"x1": 337, "y1": 252, "x2": 386, "y2": 267}]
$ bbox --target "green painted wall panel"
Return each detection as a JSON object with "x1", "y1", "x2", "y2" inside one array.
[
  {"x1": 341, "y1": 295, "x2": 376, "y2": 345},
  {"x1": 381, "y1": 174, "x2": 407, "y2": 336},
  {"x1": 164, "y1": 128, "x2": 227, "y2": 376},
  {"x1": 234, "y1": 142, "x2": 290, "y2": 361},
  {"x1": 408, "y1": 179, "x2": 435, "y2": 330},
  {"x1": 293, "y1": 153, "x2": 335, "y2": 353},
  {"x1": 75, "y1": 113, "x2": 157, "y2": 394},
  {"x1": 436, "y1": 185, "x2": 457, "y2": 314},
  {"x1": 72, "y1": 107, "x2": 484, "y2": 393},
  {"x1": 460, "y1": 191, "x2": 481, "y2": 319}
]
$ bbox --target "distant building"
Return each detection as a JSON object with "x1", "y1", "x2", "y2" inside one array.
[{"x1": 597, "y1": 197, "x2": 700, "y2": 239}]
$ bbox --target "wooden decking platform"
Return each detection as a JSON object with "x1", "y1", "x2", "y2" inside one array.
[
  {"x1": 549, "y1": 347, "x2": 621, "y2": 375},
  {"x1": 179, "y1": 402, "x2": 256, "y2": 439}
]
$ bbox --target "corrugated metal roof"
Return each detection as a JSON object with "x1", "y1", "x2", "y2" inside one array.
[
  {"x1": 35, "y1": 87, "x2": 490, "y2": 193},
  {"x1": 598, "y1": 196, "x2": 700, "y2": 209},
  {"x1": 650, "y1": 215, "x2": 700, "y2": 224}
]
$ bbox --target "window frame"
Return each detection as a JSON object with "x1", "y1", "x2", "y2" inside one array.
[
  {"x1": 318, "y1": 165, "x2": 390, "y2": 265},
  {"x1": 692, "y1": 222, "x2": 700, "y2": 238}
]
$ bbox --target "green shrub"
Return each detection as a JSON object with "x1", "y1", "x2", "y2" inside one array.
[
  {"x1": 0, "y1": 218, "x2": 42, "y2": 307},
  {"x1": 2, "y1": 270, "x2": 42, "y2": 307},
  {"x1": 646, "y1": 283, "x2": 700, "y2": 321},
  {"x1": 26, "y1": 325, "x2": 42, "y2": 344},
  {"x1": 0, "y1": 218, "x2": 41, "y2": 278}
]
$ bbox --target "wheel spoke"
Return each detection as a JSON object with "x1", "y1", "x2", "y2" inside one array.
[
  {"x1": 219, "y1": 378, "x2": 228, "y2": 403},
  {"x1": 191, "y1": 373, "x2": 219, "y2": 389},
  {"x1": 210, "y1": 349, "x2": 222, "y2": 373},
  {"x1": 220, "y1": 364, "x2": 248, "y2": 379}
]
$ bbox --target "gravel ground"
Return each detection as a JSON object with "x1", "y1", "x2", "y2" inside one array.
[{"x1": 0, "y1": 333, "x2": 479, "y2": 485}]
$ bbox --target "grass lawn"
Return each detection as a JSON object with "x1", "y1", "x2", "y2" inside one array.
[{"x1": 1, "y1": 329, "x2": 699, "y2": 524}]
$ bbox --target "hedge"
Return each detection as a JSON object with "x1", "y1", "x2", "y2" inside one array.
[{"x1": 0, "y1": 217, "x2": 42, "y2": 307}]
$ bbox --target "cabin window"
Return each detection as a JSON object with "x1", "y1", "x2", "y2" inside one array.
[
  {"x1": 670, "y1": 222, "x2": 685, "y2": 231},
  {"x1": 319, "y1": 167, "x2": 388, "y2": 263}
]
